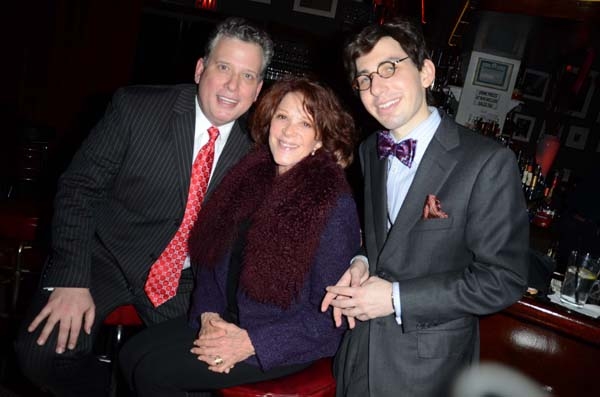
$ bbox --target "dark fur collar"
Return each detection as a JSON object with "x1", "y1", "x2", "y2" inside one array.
[{"x1": 189, "y1": 147, "x2": 349, "y2": 308}]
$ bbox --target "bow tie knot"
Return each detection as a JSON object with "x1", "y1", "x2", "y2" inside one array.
[{"x1": 377, "y1": 131, "x2": 417, "y2": 168}]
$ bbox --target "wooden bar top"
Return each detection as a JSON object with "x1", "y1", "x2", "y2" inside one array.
[
  {"x1": 480, "y1": 294, "x2": 600, "y2": 396},
  {"x1": 504, "y1": 295, "x2": 600, "y2": 347}
]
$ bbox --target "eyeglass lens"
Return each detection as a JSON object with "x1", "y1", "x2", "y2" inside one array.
[{"x1": 353, "y1": 57, "x2": 409, "y2": 91}]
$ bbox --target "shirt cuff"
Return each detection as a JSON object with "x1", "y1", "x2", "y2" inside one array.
[{"x1": 392, "y1": 281, "x2": 402, "y2": 325}]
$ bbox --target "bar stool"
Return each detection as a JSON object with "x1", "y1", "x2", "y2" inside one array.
[
  {"x1": 217, "y1": 357, "x2": 336, "y2": 397},
  {"x1": 0, "y1": 200, "x2": 44, "y2": 316},
  {"x1": 98, "y1": 304, "x2": 143, "y2": 397},
  {"x1": 0, "y1": 130, "x2": 53, "y2": 316}
]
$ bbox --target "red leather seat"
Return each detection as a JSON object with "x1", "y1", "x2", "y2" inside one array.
[
  {"x1": 103, "y1": 304, "x2": 143, "y2": 327},
  {"x1": 100, "y1": 304, "x2": 144, "y2": 397},
  {"x1": 217, "y1": 357, "x2": 336, "y2": 397}
]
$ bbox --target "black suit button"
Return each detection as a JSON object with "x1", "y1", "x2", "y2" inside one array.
[{"x1": 376, "y1": 270, "x2": 387, "y2": 279}]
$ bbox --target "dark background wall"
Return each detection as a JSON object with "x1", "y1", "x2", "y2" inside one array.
[{"x1": 1, "y1": 0, "x2": 599, "y2": 184}]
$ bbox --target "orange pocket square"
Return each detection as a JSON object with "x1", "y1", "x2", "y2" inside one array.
[{"x1": 422, "y1": 194, "x2": 449, "y2": 219}]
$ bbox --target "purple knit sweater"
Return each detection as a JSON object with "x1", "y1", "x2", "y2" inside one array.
[{"x1": 188, "y1": 194, "x2": 359, "y2": 371}]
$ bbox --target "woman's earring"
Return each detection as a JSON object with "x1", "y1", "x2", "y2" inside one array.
[{"x1": 311, "y1": 147, "x2": 317, "y2": 156}]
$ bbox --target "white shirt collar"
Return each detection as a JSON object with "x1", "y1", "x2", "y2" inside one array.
[
  {"x1": 194, "y1": 96, "x2": 234, "y2": 144},
  {"x1": 389, "y1": 107, "x2": 441, "y2": 170}
]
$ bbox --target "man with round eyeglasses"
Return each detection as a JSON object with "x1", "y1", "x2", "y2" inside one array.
[
  {"x1": 322, "y1": 16, "x2": 529, "y2": 397},
  {"x1": 351, "y1": 56, "x2": 409, "y2": 91}
]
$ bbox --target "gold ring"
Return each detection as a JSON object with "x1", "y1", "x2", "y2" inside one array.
[{"x1": 214, "y1": 356, "x2": 224, "y2": 365}]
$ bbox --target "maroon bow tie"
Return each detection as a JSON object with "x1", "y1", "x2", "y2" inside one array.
[{"x1": 377, "y1": 131, "x2": 417, "y2": 168}]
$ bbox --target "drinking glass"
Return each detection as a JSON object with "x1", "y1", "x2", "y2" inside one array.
[{"x1": 560, "y1": 251, "x2": 600, "y2": 307}]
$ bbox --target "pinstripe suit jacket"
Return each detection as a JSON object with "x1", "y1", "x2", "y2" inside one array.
[{"x1": 41, "y1": 84, "x2": 253, "y2": 291}]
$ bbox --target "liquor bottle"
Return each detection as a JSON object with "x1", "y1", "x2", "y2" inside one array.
[
  {"x1": 547, "y1": 170, "x2": 560, "y2": 200},
  {"x1": 532, "y1": 170, "x2": 559, "y2": 228},
  {"x1": 524, "y1": 162, "x2": 534, "y2": 190},
  {"x1": 502, "y1": 113, "x2": 513, "y2": 137},
  {"x1": 515, "y1": 150, "x2": 523, "y2": 168},
  {"x1": 520, "y1": 157, "x2": 527, "y2": 183},
  {"x1": 533, "y1": 164, "x2": 546, "y2": 200},
  {"x1": 530, "y1": 164, "x2": 540, "y2": 191}
]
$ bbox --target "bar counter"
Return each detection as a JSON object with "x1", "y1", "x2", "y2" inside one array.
[{"x1": 480, "y1": 294, "x2": 600, "y2": 396}]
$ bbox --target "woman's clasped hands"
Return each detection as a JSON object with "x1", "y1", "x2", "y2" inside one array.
[{"x1": 190, "y1": 312, "x2": 255, "y2": 374}]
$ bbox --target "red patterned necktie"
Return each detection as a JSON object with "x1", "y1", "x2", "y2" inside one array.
[{"x1": 144, "y1": 126, "x2": 220, "y2": 307}]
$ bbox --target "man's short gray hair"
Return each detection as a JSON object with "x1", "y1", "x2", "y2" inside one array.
[{"x1": 204, "y1": 17, "x2": 274, "y2": 79}]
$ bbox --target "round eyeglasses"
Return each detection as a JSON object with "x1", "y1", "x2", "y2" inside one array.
[{"x1": 352, "y1": 56, "x2": 410, "y2": 91}]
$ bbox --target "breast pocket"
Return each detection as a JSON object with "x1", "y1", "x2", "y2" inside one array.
[{"x1": 412, "y1": 217, "x2": 454, "y2": 231}]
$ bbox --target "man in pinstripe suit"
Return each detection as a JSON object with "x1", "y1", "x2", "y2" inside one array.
[{"x1": 15, "y1": 17, "x2": 273, "y2": 396}]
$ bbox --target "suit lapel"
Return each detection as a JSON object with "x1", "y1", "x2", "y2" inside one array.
[
  {"x1": 206, "y1": 121, "x2": 251, "y2": 199},
  {"x1": 366, "y1": 142, "x2": 389, "y2": 254},
  {"x1": 378, "y1": 117, "x2": 459, "y2": 265},
  {"x1": 170, "y1": 85, "x2": 196, "y2": 209}
]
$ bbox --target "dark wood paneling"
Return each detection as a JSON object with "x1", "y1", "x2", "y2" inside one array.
[{"x1": 480, "y1": 296, "x2": 600, "y2": 396}]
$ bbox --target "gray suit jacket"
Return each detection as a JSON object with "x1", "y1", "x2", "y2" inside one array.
[
  {"x1": 335, "y1": 114, "x2": 529, "y2": 397},
  {"x1": 42, "y1": 84, "x2": 252, "y2": 294}
]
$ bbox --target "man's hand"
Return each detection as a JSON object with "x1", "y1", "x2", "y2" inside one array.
[
  {"x1": 321, "y1": 258, "x2": 369, "y2": 328},
  {"x1": 27, "y1": 288, "x2": 95, "y2": 354},
  {"x1": 191, "y1": 317, "x2": 255, "y2": 374},
  {"x1": 325, "y1": 276, "x2": 394, "y2": 324},
  {"x1": 197, "y1": 312, "x2": 227, "y2": 340}
]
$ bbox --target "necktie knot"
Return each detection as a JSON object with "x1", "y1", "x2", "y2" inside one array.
[
  {"x1": 208, "y1": 126, "x2": 220, "y2": 142},
  {"x1": 377, "y1": 131, "x2": 417, "y2": 168}
]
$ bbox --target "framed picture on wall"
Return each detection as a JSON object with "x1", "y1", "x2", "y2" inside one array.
[
  {"x1": 565, "y1": 125, "x2": 589, "y2": 150},
  {"x1": 565, "y1": 69, "x2": 597, "y2": 119},
  {"x1": 472, "y1": 58, "x2": 514, "y2": 91},
  {"x1": 293, "y1": 0, "x2": 338, "y2": 18},
  {"x1": 512, "y1": 114, "x2": 536, "y2": 142},
  {"x1": 538, "y1": 121, "x2": 565, "y2": 139},
  {"x1": 521, "y1": 69, "x2": 550, "y2": 102}
]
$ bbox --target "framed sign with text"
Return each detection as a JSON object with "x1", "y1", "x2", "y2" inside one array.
[
  {"x1": 473, "y1": 58, "x2": 513, "y2": 92},
  {"x1": 455, "y1": 51, "x2": 521, "y2": 132}
]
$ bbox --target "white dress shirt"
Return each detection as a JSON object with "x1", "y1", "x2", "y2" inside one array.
[
  {"x1": 386, "y1": 107, "x2": 441, "y2": 229},
  {"x1": 181, "y1": 97, "x2": 235, "y2": 269},
  {"x1": 354, "y1": 107, "x2": 441, "y2": 325}
]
